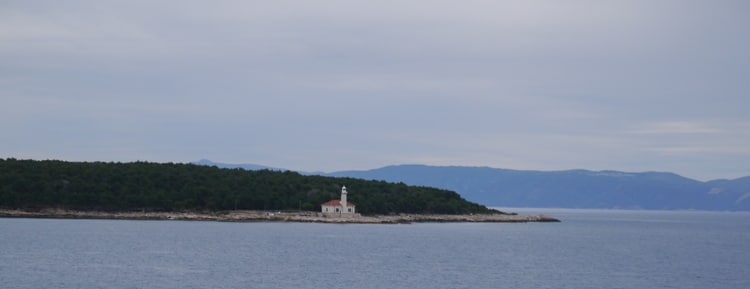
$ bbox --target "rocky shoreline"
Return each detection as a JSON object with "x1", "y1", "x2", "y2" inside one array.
[{"x1": 0, "y1": 209, "x2": 559, "y2": 224}]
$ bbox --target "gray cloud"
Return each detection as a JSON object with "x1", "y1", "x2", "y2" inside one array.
[{"x1": 1, "y1": 0, "x2": 749, "y2": 180}]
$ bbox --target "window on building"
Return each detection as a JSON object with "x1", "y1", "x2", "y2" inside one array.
[
  {"x1": 335, "y1": 208, "x2": 340, "y2": 212},
  {"x1": 348, "y1": 208, "x2": 352, "y2": 212}
]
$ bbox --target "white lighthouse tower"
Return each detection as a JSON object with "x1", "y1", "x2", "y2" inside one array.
[{"x1": 340, "y1": 186, "x2": 348, "y2": 208}]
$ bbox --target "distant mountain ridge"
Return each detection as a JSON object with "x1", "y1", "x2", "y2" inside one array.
[
  {"x1": 194, "y1": 160, "x2": 750, "y2": 211},
  {"x1": 329, "y1": 165, "x2": 750, "y2": 211},
  {"x1": 193, "y1": 159, "x2": 283, "y2": 171}
]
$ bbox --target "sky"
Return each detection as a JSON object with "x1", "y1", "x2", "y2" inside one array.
[{"x1": 1, "y1": 0, "x2": 749, "y2": 181}]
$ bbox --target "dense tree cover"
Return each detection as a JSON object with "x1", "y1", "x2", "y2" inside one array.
[{"x1": 0, "y1": 159, "x2": 496, "y2": 215}]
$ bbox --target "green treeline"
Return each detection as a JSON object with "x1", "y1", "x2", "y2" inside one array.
[{"x1": 0, "y1": 159, "x2": 496, "y2": 215}]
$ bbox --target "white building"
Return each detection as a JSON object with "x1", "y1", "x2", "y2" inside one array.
[{"x1": 321, "y1": 186, "x2": 356, "y2": 215}]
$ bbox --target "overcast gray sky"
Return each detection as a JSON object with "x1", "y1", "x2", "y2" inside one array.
[{"x1": 2, "y1": 0, "x2": 748, "y2": 180}]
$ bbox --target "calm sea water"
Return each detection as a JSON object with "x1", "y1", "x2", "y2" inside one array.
[{"x1": 2, "y1": 209, "x2": 749, "y2": 289}]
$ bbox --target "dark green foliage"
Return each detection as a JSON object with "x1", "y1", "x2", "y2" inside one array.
[{"x1": 0, "y1": 159, "x2": 496, "y2": 214}]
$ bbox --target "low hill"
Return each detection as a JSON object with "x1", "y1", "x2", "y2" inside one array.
[
  {"x1": 0, "y1": 159, "x2": 496, "y2": 215},
  {"x1": 328, "y1": 165, "x2": 750, "y2": 211}
]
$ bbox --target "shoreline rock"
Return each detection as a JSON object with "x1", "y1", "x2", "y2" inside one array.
[{"x1": 0, "y1": 208, "x2": 560, "y2": 224}]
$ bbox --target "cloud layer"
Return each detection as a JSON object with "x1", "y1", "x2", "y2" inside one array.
[{"x1": 2, "y1": 0, "x2": 749, "y2": 180}]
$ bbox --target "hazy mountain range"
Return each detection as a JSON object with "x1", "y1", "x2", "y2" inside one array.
[
  {"x1": 195, "y1": 160, "x2": 750, "y2": 211},
  {"x1": 194, "y1": 159, "x2": 283, "y2": 171}
]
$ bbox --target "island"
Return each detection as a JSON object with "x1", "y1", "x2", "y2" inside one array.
[
  {"x1": 0, "y1": 159, "x2": 559, "y2": 223},
  {"x1": 0, "y1": 209, "x2": 559, "y2": 224}
]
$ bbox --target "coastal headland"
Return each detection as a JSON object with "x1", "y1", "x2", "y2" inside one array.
[
  {"x1": 0, "y1": 160, "x2": 560, "y2": 223},
  {"x1": 0, "y1": 209, "x2": 559, "y2": 224}
]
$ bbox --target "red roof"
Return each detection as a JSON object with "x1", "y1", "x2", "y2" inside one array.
[{"x1": 321, "y1": 199, "x2": 355, "y2": 207}]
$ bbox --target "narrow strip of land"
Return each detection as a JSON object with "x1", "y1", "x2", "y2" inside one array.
[{"x1": 0, "y1": 209, "x2": 559, "y2": 224}]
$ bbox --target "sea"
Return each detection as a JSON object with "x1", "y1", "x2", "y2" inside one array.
[{"x1": 1, "y1": 209, "x2": 749, "y2": 289}]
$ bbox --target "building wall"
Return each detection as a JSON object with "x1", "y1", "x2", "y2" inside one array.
[
  {"x1": 321, "y1": 205, "x2": 356, "y2": 214},
  {"x1": 321, "y1": 205, "x2": 336, "y2": 213}
]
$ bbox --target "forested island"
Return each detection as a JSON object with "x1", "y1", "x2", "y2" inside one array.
[{"x1": 0, "y1": 159, "x2": 499, "y2": 216}]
